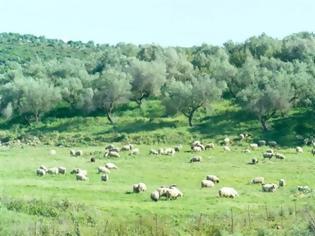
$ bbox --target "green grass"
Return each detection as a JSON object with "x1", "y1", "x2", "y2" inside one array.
[{"x1": 0, "y1": 143, "x2": 314, "y2": 235}]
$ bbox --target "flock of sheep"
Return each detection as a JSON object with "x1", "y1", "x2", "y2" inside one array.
[{"x1": 35, "y1": 134, "x2": 315, "y2": 201}]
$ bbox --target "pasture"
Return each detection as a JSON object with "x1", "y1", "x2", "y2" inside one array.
[{"x1": 0, "y1": 143, "x2": 314, "y2": 235}]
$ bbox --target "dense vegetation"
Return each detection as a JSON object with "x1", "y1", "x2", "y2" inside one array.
[{"x1": 0, "y1": 32, "x2": 314, "y2": 134}]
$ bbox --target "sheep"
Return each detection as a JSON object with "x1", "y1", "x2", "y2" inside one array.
[
  {"x1": 49, "y1": 149, "x2": 56, "y2": 155},
  {"x1": 205, "y1": 143, "x2": 215, "y2": 150},
  {"x1": 58, "y1": 167, "x2": 66, "y2": 175},
  {"x1": 90, "y1": 157, "x2": 96, "y2": 162},
  {"x1": 129, "y1": 148, "x2": 140, "y2": 156},
  {"x1": 158, "y1": 148, "x2": 166, "y2": 155},
  {"x1": 258, "y1": 140, "x2": 266, "y2": 146},
  {"x1": 165, "y1": 148, "x2": 176, "y2": 156},
  {"x1": 218, "y1": 187, "x2": 238, "y2": 198},
  {"x1": 250, "y1": 158, "x2": 259, "y2": 164},
  {"x1": 192, "y1": 140, "x2": 201, "y2": 147},
  {"x1": 206, "y1": 175, "x2": 219, "y2": 183},
  {"x1": 223, "y1": 146, "x2": 231, "y2": 151},
  {"x1": 104, "y1": 151, "x2": 120, "y2": 158},
  {"x1": 105, "y1": 144, "x2": 115, "y2": 150},
  {"x1": 75, "y1": 150, "x2": 83, "y2": 156},
  {"x1": 201, "y1": 179, "x2": 215, "y2": 188},
  {"x1": 275, "y1": 153, "x2": 285, "y2": 159},
  {"x1": 174, "y1": 145, "x2": 182, "y2": 152},
  {"x1": 157, "y1": 186, "x2": 169, "y2": 198},
  {"x1": 250, "y1": 143, "x2": 258, "y2": 149},
  {"x1": 70, "y1": 149, "x2": 76, "y2": 156},
  {"x1": 39, "y1": 165, "x2": 48, "y2": 172},
  {"x1": 165, "y1": 187, "x2": 183, "y2": 200},
  {"x1": 268, "y1": 141, "x2": 277, "y2": 147},
  {"x1": 192, "y1": 146, "x2": 202, "y2": 152},
  {"x1": 47, "y1": 167, "x2": 59, "y2": 175},
  {"x1": 71, "y1": 168, "x2": 87, "y2": 176},
  {"x1": 251, "y1": 177, "x2": 264, "y2": 184},
  {"x1": 191, "y1": 141, "x2": 205, "y2": 151},
  {"x1": 105, "y1": 163, "x2": 118, "y2": 170},
  {"x1": 133, "y1": 183, "x2": 147, "y2": 193},
  {"x1": 279, "y1": 179, "x2": 286, "y2": 187},
  {"x1": 121, "y1": 144, "x2": 133, "y2": 151},
  {"x1": 149, "y1": 149, "x2": 159, "y2": 155},
  {"x1": 297, "y1": 186, "x2": 311, "y2": 193},
  {"x1": 296, "y1": 146, "x2": 303, "y2": 153},
  {"x1": 36, "y1": 168, "x2": 46, "y2": 176},
  {"x1": 263, "y1": 152, "x2": 273, "y2": 159},
  {"x1": 101, "y1": 174, "x2": 109, "y2": 182},
  {"x1": 190, "y1": 156, "x2": 202, "y2": 163},
  {"x1": 150, "y1": 191, "x2": 160, "y2": 201},
  {"x1": 239, "y1": 134, "x2": 245, "y2": 140},
  {"x1": 76, "y1": 173, "x2": 88, "y2": 181},
  {"x1": 98, "y1": 166, "x2": 110, "y2": 174},
  {"x1": 262, "y1": 183, "x2": 278, "y2": 192},
  {"x1": 223, "y1": 137, "x2": 230, "y2": 145}
]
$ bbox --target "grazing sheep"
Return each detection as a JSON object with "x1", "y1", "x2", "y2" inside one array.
[
  {"x1": 150, "y1": 191, "x2": 160, "y2": 201},
  {"x1": 58, "y1": 167, "x2": 66, "y2": 174},
  {"x1": 250, "y1": 158, "x2": 259, "y2": 164},
  {"x1": 250, "y1": 143, "x2": 258, "y2": 149},
  {"x1": 206, "y1": 175, "x2": 219, "y2": 183},
  {"x1": 258, "y1": 140, "x2": 266, "y2": 146},
  {"x1": 36, "y1": 168, "x2": 46, "y2": 176},
  {"x1": 121, "y1": 144, "x2": 133, "y2": 151},
  {"x1": 190, "y1": 156, "x2": 202, "y2": 163},
  {"x1": 149, "y1": 149, "x2": 159, "y2": 155},
  {"x1": 90, "y1": 157, "x2": 96, "y2": 163},
  {"x1": 133, "y1": 183, "x2": 147, "y2": 193},
  {"x1": 39, "y1": 165, "x2": 48, "y2": 172},
  {"x1": 262, "y1": 183, "x2": 278, "y2": 192},
  {"x1": 192, "y1": 146, "x2": 202, "y2": 152},
  {"x1": 166, "y1": 187, "x2": 183, "y2": 200},
  {"x1": 75, "y1": 150, "x2": 83, "y2": 156},
  {"x1": 76, "y1": 173, "x2": 88, "y2": 181},
  {"x1": 105, "y1": 151, "x2": 120, "y2": 158},
  {"x1": 279, "y1": 179, "x2": 286, "y2": 187},
  {"x1": 263, "y1": 152, "x2": 273, "y2": 159},
  {"x1": 174, "y1": 145, "x2": 182, "y2": 152},
  {"x1": 105, "y1": 163, "x2": 118, "y2": 169},
  {"x1": 105, "y1": 144, "x2": 115, "y2": 150},
  {"x1": 223, "y1": 146, "x2": 231, "y2": 151},
  {"x1": 157, "y1": 186, "x2": 169, "y2": 198},
  {"x1": 101, "y1": 174, "x2": 109, "y2": 182},
  {"x1": 192, "y1": 140, "x2": 201, "y2": 147},
  {"x1": 98, "y1": 166, "x2": 110, "y2": 174},
  {"x1": 205, "y1": 143, "x2": 215, "y2": 150},
  {"x1": 268, "y1": 141, "x2": 277, "y2": 147},
  {"x1": 297, "y1": 186, "x2": 311, "y2": 193},
  {"x1": 218, "y1": 187, "x2": 238, "y2": 198},
  {"x1": 251, "y1": 177, "x2": 264, "y2": 184},
  {"x1": 158, "y1": 148, "x2": 165, "y2": 155},
  {"x1": 70, "y1": 149, "x2": 76, "y2": 156},
  {"x1": 165, "y1": 148, "x2": 176, "y2": 156},
  {"x1": 223, "y1": 137, "x2": 230, "y2": 145},
  {"x1": 191, "y1": 141, "x2": 205, "y2": 151},
  {"x1": 129, "y1": 148, "x2": 140, "y2": 155},
  {"x1": 47, "y1": 167, "x2": 59, "y2": 175},
  {"x1": 296, "y1": 146, "x2": 303, "y2": 153},
  {"x1": 275, "y1": 153, "x2": 285, "y2": 159},
  {"x1": 239, "y1": 134, "x2": 245, "y2": 140},
  {"x1": 49, "y1": 149, "x2": 56, "y2": 155},
  {"x1": 71, "y1": 168, "x2": 87, "y2": 176},
  {"x1": 201, "y1": 179, "x2": 215, "y2": 188}
]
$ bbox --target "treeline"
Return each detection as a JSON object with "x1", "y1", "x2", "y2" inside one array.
[{"x1": 0, "y1": 32, "x2": 315, "y2": 130}]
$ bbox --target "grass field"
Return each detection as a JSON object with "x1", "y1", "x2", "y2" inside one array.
[{"x1": 0, "y1": 143, "x2": 314, "y2": 235}]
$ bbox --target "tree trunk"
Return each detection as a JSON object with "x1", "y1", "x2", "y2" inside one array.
[
  {"x1": 136, "y1": 92, "x2": 148, "y2": 107},
  {"x1": 188, "y1": 111, "x2": 194, "y2": 127},
  {"x1": 260, "y1": 118, "x2": 268, "y2": 132},
  {"x1": 107, "y1": 112, "x2": 114, "y2": 124}
]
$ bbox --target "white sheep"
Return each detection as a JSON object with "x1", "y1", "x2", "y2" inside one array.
[
  {"x1": 275, "y1": 153, "x2": 285, "y2": 159},
  {"x1": 297, "y1": 186, "x2": 311, "y2": 193},
  {"x1": 206, "y1": 175, "x2": 220, "y2": 183},
  {"x1": 205, "y1": 143, "x2": 215, "y2": 150},
  {"x1": 150, "y1": 191, "x2": 160, "y2": 201},
  {"x1": 166, "y1": 188, "x2": 183, "y2": 200},
  {"x1": 201, "y1": 179, "x2": 215, "y2": 188},
  {"x1": 250, "y1": 143, "x2": 258, "y2": 149},
  {"x1": 98, "y1": 166, "x2": 110, "y2": 174},
  {"x1": 263, "y1": 152, "x2": 273, "y2": 159},
  {"x1": 251, "y1": 176, "x2": 264, "y2": 184},
  {"x1": 70, "y1": 149, "x2": 76, "y2": 156},
  {"x1": 223, "y1": 137, "x2": 230, "y2": 145},
  {"x1": 279, "y1": 179, "x2": 286, "y2": 187},
  {"x1": 49, "y1": 149, "x2": 57, "y2": 155},
  {"x1": 36, "y1": 168, "x2": 46, "y2": 176},
  {"x1": 149, "y1": 149, "x2": 159, "y2": 155},
  {"x1": 101, "y1": 174, "x2": 109, "y2": 182},
  {"x1": 219, "y1": 187, "x2": 238, "y2": 198},
  {"x1": 76, "y1": 173, "x2": 88, "y2": 181},
  {"x1": 129, "y1": 148, "x2": 140, "y2": 155},
  {"x1": 121, "y1": 144, "x2": 133, "y2": 151},
  {"x1": 105, "y1": 163, "x2": 118, "y2": 169},
  {"x1": 58, "y1": 167, "x2": 66, "y2": 174},
  {"x1": 47, "y1": 167, "x2": 59, "y2": 175},
  {"x1": 39, "y1": 165, "x2": 48, "y2": 172},
  {"x1": 192, "y1": 146, "x2": 202, "y2": 152},
  {"x1": 105, "y1": 151, "x2": 120, "y2": 158},
  {"x1": 164, "y1": 148, "x2": 175, "y2": 156},
  {"x1": 75, "y1": 150, "x2": 83, "y2": 156},
  {"x1": 262, "y1": 183, "x2": 278, "y2": 192},
  {"x1": 223, "y1": 146, "x2": 231, "y2": 151},
  {"x1": 133, "y1": 183, "x2": 147, "y2": 193},
  {"x1": 296, "y1": 146, "x2": 303, "y2": 153}
]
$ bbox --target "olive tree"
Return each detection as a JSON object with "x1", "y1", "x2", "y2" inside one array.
[
  {"x1": 129, "y1": 59, "x2": 166, "y2": 106},
  {"x1": 93, "y1": 70, "x2": 132, "y2": 124},
  {"x1": 163, "y1": 77, "x2": 225, "y2": 126}
]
